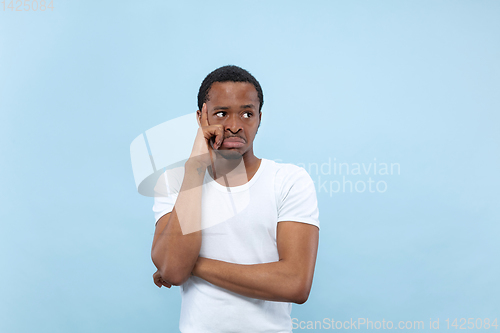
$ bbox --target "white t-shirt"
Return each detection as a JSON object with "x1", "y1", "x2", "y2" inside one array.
[{"x1": 153, "y1": 158, "x2": 320, "y2": 333}]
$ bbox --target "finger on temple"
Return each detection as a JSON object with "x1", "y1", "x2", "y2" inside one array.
[{"x1": 201, "y1": 103, "x2": 209, "y2": 126}]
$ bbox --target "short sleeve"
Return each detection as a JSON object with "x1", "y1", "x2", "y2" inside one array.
[
  {"x1": 276, "y1": 166, "x2": 320, "y2": 229},
  {"x1": 152, "y1": 167, "x2": 184, "y2": 226}
]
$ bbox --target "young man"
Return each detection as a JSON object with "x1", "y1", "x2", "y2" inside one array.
[{"x1": 151, "y1": 65, "x2": 320, "y2": 332}]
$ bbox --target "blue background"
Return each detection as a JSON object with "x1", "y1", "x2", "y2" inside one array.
[{"x1": 1, "y1": 1, "x2": 499, "y2": 332}]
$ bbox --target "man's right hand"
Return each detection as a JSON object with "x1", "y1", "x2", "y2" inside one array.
[{"x1": 189, "y1": 103, "x2": 224, "y2": 169}]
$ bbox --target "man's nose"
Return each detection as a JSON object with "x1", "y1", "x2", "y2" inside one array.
[{"x1": 225, "y1": 114, "x2": 242, "y2": 133}]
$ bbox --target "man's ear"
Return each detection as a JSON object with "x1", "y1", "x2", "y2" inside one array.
[
  {"x1": 258, "y1": 112, "x2": 262, "y2": 128},
  {"x1": 196, "y1": 110, "x2": 201, "y2": 126}
]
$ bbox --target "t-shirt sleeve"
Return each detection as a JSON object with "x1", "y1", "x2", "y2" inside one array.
[
  {"x1": 152, "y1": 167, "x2": 183, "y2": 226},
  {"x1": 276, "y1": 166, "x2": 320, "y2": 229}
]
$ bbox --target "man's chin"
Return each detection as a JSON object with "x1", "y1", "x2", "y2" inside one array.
[{"x1": 215, "y1": 149, "x2": 243, "y2": 160}]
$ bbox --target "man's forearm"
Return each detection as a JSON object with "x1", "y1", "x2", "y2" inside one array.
[
  {"x1": 151, "y1": 161, "x2": 206, "y2": 285},
  {"x1": 192, "y1": 257, "x2": 313, "y2": 304}
]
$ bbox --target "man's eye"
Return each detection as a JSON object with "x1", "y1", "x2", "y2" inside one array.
[
  {"x1": 215, "y1": 112, "x2": 225, "y2": 117},
  {"x1": 243, "y1": 112, "x2": 252, "y2": 118}
]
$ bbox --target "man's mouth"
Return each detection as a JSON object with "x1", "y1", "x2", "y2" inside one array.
[{"x1": 220, "y1": 136, "x2": 246, "y2": 149}]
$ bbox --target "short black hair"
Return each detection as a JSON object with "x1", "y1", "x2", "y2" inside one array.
[{"x1": 197, "y1": 65, "x2": 264, "y2": 112}]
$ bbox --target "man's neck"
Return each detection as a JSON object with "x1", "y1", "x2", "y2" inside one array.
[{"x1": 209, "y1": 152, "x2": 261, "y2": 187}]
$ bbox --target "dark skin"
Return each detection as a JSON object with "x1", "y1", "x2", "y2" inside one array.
[
  {"x1": 198, "y1": 81, "x2": 262, "y2": 184},
  {"x1": 152, "y1": 81, "x2": 319, "y2": 304}
]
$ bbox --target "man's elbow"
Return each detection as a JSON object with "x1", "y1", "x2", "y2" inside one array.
[
  {"x1": 153, "y1": 260, "x2": 190, "y2": 286},
  {"x1": 151, "y1": 251, "x2": 191, "y2": 286},
  {"x1": 290, "y1": 280, "x2": 312, "y2": 304},
  {"x1": 159, "y1": 269, "x2": 190, "y2": 286},
  {"x1": 291, "y1": 289, "x2": 310, "y2": 304}
]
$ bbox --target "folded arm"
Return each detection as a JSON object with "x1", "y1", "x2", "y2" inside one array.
[
  {"x1": 151, "y1": 104, "x2": 225, "y2": 286},
  {"x1": 192, "y1": 221, "x2": 319, "y2": 304},
  {"x1": 150, "y1": 162, "x2": 204, "y2": 286}
]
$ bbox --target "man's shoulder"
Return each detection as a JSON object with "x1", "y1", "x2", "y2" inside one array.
[{"x1": 157, "y1": 165, "x2": 186, "y2": 193}]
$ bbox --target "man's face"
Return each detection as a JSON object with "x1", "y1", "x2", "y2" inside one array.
[{"x1": 198, "y1": 81, "x2": 261, "y2": 160}]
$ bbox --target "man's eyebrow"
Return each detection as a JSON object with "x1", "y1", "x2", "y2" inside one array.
[{"x1": 212, "y1": 104, "x2": 256, "y2": 110}]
